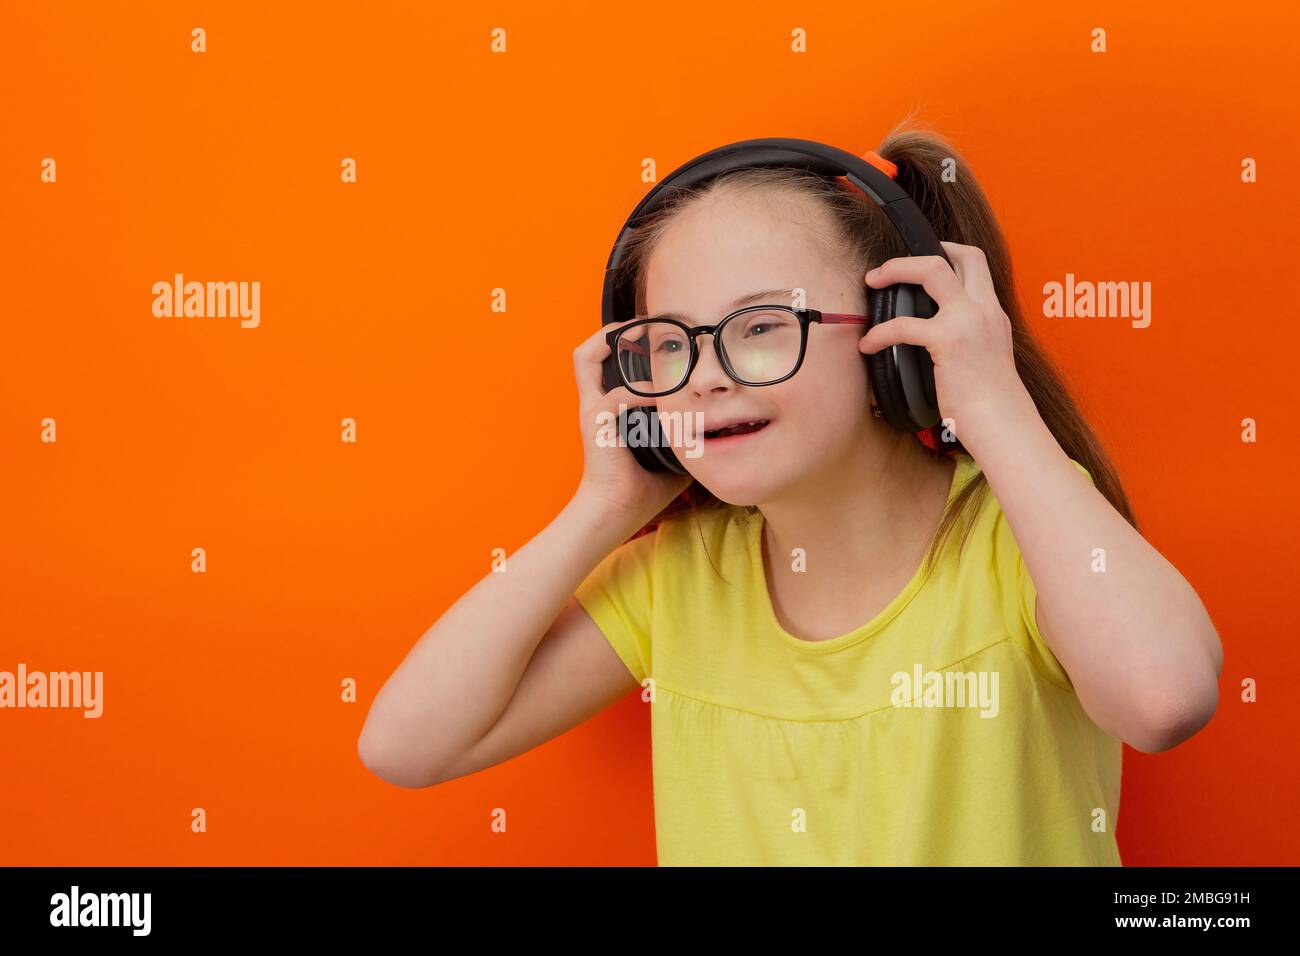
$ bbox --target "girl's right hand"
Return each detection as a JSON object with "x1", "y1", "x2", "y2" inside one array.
[{"x1": 571, "y1": 320, "x2": 693, "y2": 530}]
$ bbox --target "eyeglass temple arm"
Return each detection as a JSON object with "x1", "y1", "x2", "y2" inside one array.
[{"x1": 815, "y1": 311, "x2": 871, "y2": 324}]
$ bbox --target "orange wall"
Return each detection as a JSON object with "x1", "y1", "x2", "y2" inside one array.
[{"x1": 1, "y1": 1, "x2": 1296, "y2": 865}]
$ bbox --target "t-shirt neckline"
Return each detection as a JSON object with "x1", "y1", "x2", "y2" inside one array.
[{"x1": 749, "y1": 454, "x2": 970, "y2": 654}]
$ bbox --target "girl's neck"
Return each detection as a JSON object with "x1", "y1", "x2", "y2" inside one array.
[{"x1": 757, "y1": 439, "x2": 956, "y2": 593}]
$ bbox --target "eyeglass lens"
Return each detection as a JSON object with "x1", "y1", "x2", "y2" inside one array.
[{"x1": 615, "y1": 309, "x2": 802, "y2": 395}]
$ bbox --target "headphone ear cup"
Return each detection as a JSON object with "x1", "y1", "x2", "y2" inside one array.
[
  {"x1": 619, "y1": 405, "x2": 688, "y2": 474},
  {"x1": 864, "y1": 283, "x2": 915, "y2": 431}
]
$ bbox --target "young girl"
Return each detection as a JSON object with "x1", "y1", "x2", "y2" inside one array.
[{"x1": 357, "y1": 125, "x2": 1223, "y2": 866}]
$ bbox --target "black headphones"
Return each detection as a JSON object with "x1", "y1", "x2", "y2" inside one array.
[{"x1": 600, "y1": 136, "x2": 948, "y2": 474}]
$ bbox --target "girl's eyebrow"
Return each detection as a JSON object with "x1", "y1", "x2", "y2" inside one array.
[{"x1": 648, "y1": 287, "x2": 795, "y2": 324}]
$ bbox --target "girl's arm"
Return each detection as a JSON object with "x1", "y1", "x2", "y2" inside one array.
[
  {"x1": 958, "y1": 384, "x2": 1222, "y2": 753},
  {"x1": 961, "y1": 377, "x2": 1222, "y2": 749},
  {"x1": 357, "y1": 493, "x2": 640, "y2": 788},
  {"x1": 358, "y1": 322, "x2": 691, "y2": 787},
  {"x1": 861, "y1": 244, "x2": 1222, "y2": 753}
]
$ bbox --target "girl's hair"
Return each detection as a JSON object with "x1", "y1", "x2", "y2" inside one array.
[{"x1": 617, "y1": 117, "x2": 1138, "y2": 580}]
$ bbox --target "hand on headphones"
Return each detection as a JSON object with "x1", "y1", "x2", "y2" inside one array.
[
  {"x1": 571, "y1": 320, "x2": 693, "y2": 532},
  {"x1": 858, "y1": 240, "x2": 1029, "y2": 440}
]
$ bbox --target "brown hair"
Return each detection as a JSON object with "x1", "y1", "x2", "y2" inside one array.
[{"x1": 616, "y1": 118, "x2": 1138, "y2": 580}]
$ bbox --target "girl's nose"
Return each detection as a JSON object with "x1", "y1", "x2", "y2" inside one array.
[{"x1": 686, "y1": 333, "x2": 733, "y2": 394}]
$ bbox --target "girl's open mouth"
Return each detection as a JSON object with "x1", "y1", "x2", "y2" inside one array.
[{"x1": 703, "y1": 419, "x2": 771, "y2": 442}]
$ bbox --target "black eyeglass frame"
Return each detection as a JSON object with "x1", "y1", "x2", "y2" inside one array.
[{"x1": 604, "y1": 305, "x2": 871, "y2": 397}]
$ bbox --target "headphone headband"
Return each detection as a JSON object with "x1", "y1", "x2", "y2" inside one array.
[{"x1": 601, "y1": 137, "x2": 947, "y2": 328}]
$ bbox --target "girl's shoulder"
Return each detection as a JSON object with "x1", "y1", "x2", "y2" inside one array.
[
  {"x1": 636, "y1": 503, "x2": 757, "y2": 583},
  {"x1": 642, "y1": 502, "x2": 753, "y2": 543}
]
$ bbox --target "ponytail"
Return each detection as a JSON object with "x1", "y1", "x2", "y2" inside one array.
[{"x1": 876, "y1": 121, "x2": 1137, "y2": 574}]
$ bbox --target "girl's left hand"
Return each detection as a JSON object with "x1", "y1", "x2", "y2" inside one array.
[{"x1": 858, "y1": 240, "x2": 1028, "y2": 433}]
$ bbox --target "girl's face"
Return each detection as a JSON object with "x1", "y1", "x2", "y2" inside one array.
[{"x1": 646, "y1": 189, "x2": 884, "y2": 507}]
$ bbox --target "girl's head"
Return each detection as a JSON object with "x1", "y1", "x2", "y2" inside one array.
[
  {"x1": 615, "y1": 120, "x2": 1137, "y2": 572},
  {"x1": 640, "y1": 175, "x2": 896, "y2": 508}
]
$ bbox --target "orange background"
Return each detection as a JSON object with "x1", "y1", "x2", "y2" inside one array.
[{"x1": 1, "y1": 1, "x2": 1296, "y2": 865}]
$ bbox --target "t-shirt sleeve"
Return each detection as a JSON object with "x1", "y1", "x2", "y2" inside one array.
[
  {"x1": 995, "y1": 457, "x2": 1096, "y2": 692},
  {"x1": 573, "y1": 529, "x2": 656, "y2": 684}
]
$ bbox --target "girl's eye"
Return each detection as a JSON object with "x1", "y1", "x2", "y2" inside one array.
[
  {"x1": 655, "y1": 339, "x2": 685, "y2": 353},
  {"x1": 737, "y1": 313, "x2": 796, "y2": 339}
]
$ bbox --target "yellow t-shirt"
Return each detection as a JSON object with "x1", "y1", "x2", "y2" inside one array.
[{"x1": 574, "y1": 452, "x2": 1123, "y2": 866}]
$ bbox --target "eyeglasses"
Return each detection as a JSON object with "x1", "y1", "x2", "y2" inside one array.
[{"x1": 605, "y1": 305, "x2": 871, "y2": 398}]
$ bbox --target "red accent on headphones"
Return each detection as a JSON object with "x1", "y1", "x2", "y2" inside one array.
[{"x1": 862, "y1": 150, "x2": 898, "y2": 180}]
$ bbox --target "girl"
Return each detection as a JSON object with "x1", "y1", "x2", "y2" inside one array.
[{"x1": 358, "y1": 123, "x2": 1223, "y2": 866}]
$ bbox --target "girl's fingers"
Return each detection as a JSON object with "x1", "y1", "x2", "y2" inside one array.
[
  {"x1": 938, "y1": 241, "x2": 1000, "y2": 316},
  {"x1": 865, "y1": 254, "x2": 965, "y2": 309},
  {"x1": 858, "y1": 315, "x2": 941, "y2": 355},
  {"x1": 573, "y1": 318, "x2": 645, "y2": 408}
]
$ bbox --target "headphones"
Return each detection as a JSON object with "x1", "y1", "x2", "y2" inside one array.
[{"x1": 600, "y1": 136, "x2": 948, "y2": 475}]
